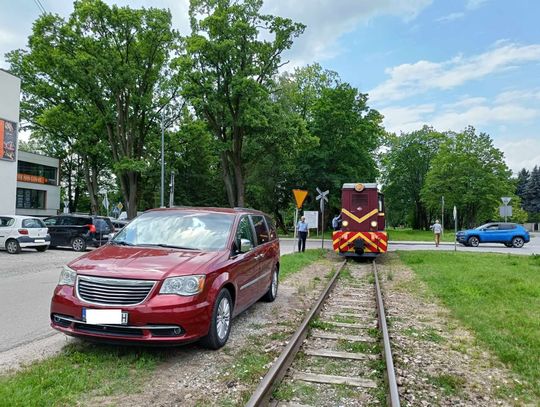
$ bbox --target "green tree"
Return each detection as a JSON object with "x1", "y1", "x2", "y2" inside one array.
[
  {"x1": 9, "y1": 0, "x2": 181, "y2": 218},
  {"x1": 301, "y1": 83, "x2": 383, "y2": 218},
  {"x1": 421, "y1": 127, "x2": 513, "y2": 228},
  {"x1": 524, "y1": 166, "x2": 540, "y2": 221},
  {"x1": 177, "y1": 0, "x2": 305, "y2": 207},
  {"x1": 382, "y1": 126, "x2": 447, "y2": 229}
]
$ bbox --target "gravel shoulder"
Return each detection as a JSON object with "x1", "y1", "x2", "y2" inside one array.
[
  {"x1": 379, "y1": 253, "x2": 527, "y2": 406},
  {"x1": 82, "y1": 255, "x2": 342, "y2": 406}
]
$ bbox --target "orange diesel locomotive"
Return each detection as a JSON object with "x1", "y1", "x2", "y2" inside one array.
[{"x1": 332, "y1": 183, "x2": 387, "y2": 257}]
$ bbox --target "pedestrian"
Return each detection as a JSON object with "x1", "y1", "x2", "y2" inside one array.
[
  {"x1": 430, "y1": 219, "x2": 443, "y2": 247},
  {"x1": 332, "y1": 213, "x2": 342, "y2": 231},
  {"x1": 297, "y1": 216, "x2": 309, "y2": 252}
]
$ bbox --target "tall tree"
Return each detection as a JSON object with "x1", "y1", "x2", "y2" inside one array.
[
  {"x1": 382, "y1": 126, "x2": 446, "y2": 229},
  {"x1": 516, "y1": 168, "x2": 530, "y2": 211},
  {"x1": 421, "y1": 127, "x2": 513, "y2": 228},
  {"x1": 177, "y1": 0, "x2": 305, "y2": 207},
  {"x1": 523, "y1": 166, "x2": 540, "y2": 220},
  {"x1": 8, "y1": 0, "x2": 181, "y2": 218}
]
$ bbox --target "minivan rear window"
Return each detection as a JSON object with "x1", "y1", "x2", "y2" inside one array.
[{"x1": 252, "y1": 215, "x2": 269, "y2": 245}]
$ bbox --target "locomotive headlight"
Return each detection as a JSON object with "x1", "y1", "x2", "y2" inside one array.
[
  {"x1": 370, "y1": 220, "x2": 378, "y2": 228},
  {"x1": 342, "y1": 220, "x2": 349, "y2": 227}
]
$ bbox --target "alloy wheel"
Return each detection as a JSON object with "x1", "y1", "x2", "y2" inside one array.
[
  {"x1": 72, "y1": 238, "x2": 85, "y2": 251},
  {"x1": 6, "y1": 241, "x2": 19, "y2": 254},
  {"x1": 512, "y1": 237, "x2": 524, "y2": 248},
  {"x1": 271, "y1": 270, "x2": 278, "y2": 298},
  {"x1": 216, "y1": 297, "x2": 231, "y2": 341}
]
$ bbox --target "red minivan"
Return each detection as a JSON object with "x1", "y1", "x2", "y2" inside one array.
[{"x1": 50, "y1": 207, "x2": 280, "y2": 349}]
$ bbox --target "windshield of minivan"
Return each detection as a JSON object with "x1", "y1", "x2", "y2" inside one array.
[{"x1": 112, "y1": 211, "x2": 234, "y2": 251}]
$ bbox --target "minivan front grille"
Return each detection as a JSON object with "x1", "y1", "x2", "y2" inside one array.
[{"x1": 77, "y1": 275, "x2": 156, "y2": 306}]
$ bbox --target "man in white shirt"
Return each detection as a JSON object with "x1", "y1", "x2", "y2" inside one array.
[{"x1": 431, "y1": 219, "x2": 443, "y2": 247}]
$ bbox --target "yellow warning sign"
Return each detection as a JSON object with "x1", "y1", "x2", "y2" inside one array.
[{"x1": 292, "y1": 189, "x2": 308, "y2": 209}]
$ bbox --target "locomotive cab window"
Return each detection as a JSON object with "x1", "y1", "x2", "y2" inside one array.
[
  {"x1": 378, "y1": 195, "x2": 384, "y2": 212},
  {"x1": 351, "y1": 194, "x2": 368, "y2": 213}
]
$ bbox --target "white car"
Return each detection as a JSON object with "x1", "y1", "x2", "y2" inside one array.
[{"x1": 0, "y1": 215, "x2": 50, "y2": 254}]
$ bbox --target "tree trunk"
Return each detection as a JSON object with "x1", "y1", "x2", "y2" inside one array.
[
  {"x1": 220, "y1": 152, "x2": 236, "y2": 207},
  {"x1": 127, "y1": 171, "x2": 139, "y2": 219},
  {"x1": 82, "y1": 156, "x2": 99, "y2": 215}
]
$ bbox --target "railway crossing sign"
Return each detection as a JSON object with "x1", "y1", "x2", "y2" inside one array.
[
  {"x1": 316, "y1": 188, "x2": 329, "y2": 213},
  {"x1": 316, "y1": 188, "x2": 329, "y2": 249}
]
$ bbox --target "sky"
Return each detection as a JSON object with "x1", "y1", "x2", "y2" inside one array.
[{"x1": 1, "y1": 0, "x2": 539, "y2": 173}]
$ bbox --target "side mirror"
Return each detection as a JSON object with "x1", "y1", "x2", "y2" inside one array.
[{"x1": 239, "y1": 238, "x2": 253, "y2": 253}]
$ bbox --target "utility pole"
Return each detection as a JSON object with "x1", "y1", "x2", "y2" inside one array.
[
  {"x1": 169, "y1": 171, "x2": 175, "y2": 208},
  {"x1": 160, "y1": 110, "x2": 165, "y2": 208},
  {"x1": 441, "y1": 195, "x2": 445, "y2": 236}
]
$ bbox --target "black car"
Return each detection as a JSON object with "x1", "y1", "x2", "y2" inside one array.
[{"x1": 43, "y1": 215, "x2": 115, "y2": 252}]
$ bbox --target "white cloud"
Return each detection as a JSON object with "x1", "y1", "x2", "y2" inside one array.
[
  {"x1": 496, "y1": 138, "x2": 540, "y2": 172},
  {"x1": 436, "y1": 12, "x2": 465, "y2": 22},
  {"x1": 494, "y1": 89, "x2": 540, "y2": 104},
  {"x1": 466, "y1": 0, "x2": 489, "y2": 10},
  {"x1": 262, "y1": 0, "x2": 432, "y2": 68},
  {"x1": 369, "y1": 42, "x2": 540, "y2": 103},
  {"x1": 381, "y1": 92, "x2": 540, "y2": 133}
]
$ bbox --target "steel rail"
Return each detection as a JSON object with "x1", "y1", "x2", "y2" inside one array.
[
  {"x1": 245, "y1": 260, "x2": 347, "y2": 407},
  {"x1": 373, "y1": 260, "x2": 401, "y2": 407}
]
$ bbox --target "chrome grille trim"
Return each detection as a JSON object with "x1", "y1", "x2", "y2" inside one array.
[{"x1": 76, "y1": 275, "x2": 156, "y2": 306}]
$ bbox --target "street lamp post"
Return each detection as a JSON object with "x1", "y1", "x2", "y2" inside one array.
[{"x1": 160, "y1": 110, "x2": 165, "y2": 208}]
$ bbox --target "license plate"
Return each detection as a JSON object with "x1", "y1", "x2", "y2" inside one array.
[
  {"x1": 82, "y1": 308, "x2": 128, "y2": 325},
  {"x1": 35, "y1": 239, "x2": 45, "y2": 243}
]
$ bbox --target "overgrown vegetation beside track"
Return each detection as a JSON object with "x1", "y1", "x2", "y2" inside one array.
[
  {"x1": 0, "y1": 342, "x2": 162, "y2": 406},
  {"x1": 399, "y1": 251, "x2": 540, "y2": 400},
  {"x1": 279, "y1": 249, "x2": 328, "y2": 280}
]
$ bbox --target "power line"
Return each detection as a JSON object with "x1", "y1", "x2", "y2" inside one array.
[{"x1": 33, "y1": 0, "x2": 46, "y2": 14}]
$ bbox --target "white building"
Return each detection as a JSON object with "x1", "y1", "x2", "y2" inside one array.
[
  {"x1": 0, "y1": 69, "x2": 20, "y2": 214},
  {"x1": 16, "y1": 151, "x2": 60, "y2": 216}
]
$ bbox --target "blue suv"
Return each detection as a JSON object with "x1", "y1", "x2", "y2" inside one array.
[{"x1": 456, "y1": 223, "x2": 530, "y2": 248}]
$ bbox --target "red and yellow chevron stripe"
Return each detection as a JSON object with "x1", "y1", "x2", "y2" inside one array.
[{"x1": 332, "y1": 230, "x2": 388, "y2": 254}]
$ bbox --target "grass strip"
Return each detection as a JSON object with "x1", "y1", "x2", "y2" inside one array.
[
  {"x1": 0, "y1": 342, "x2": 163, "y2": 406},
  {"x1": 279, "y1": 249, "x2": 328, "y2": 281},
  {"x1": 388, "y1": 228, "x2": 455, "y2": 242},
  {"x1": 399, "y1": 251, "x2": 540, "y2": 400}
]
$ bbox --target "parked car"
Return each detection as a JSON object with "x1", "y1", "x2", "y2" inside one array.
[
  {"x1": 43, "y1": 215, "x2": 115, "y2": 252},
  {"x1": 456, "y1": 222, "x2": 530, "y2": 248},
  {"x1": 0, "y1": 215, "x2": 50, "y2": 254},
  {"x1": 50, "y1": 207, "x2": 280, "y2": 348},
  {"x1": 109, "y1": 218, "x2": 128, "y2": 230}
]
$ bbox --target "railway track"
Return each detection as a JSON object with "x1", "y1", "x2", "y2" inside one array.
[{"x1": 246, "y1": 259, "x2": 400, "y2": 407}]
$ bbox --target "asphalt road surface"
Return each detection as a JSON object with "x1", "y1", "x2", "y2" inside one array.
[{"x1": 1, "y1": 235, "x2": 538, "y2": 356}]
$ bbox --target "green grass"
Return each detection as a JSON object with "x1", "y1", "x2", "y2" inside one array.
[
  {"x1": 0, "y1": 342, "x2": 163, "y2": 406},
  {"x1": 279, "y1": 249, "x2": 328, "y2": 280},
  {"x1": 428, "y1": 373, "x2": 466, "y2": 396},
  {"x1": 399, "y1": 251, "x2": 540, "y2": 399},
  {"x1": 388, "y1": 228, "x2": 455, "y2": 242}
]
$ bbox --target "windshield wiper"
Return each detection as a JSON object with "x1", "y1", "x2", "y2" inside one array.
[
  {"x1": 110, "y1": 240, "x2": 135, "y2": 246},
  {"x1": 138, "y1": 243, "x2": 200, "y2": 250}
]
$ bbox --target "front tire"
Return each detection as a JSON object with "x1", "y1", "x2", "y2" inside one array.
[
  {"x1": 468, "y1": 236, "x2": 480, "y2": 247},
  {"x1": 512, "y1": 236, "x2": 525, "y2": 248},
  {"x1": 71, "y1": 237, "x2": 87, "y2": 252},
  {"x1": 36, "y1": 246, "x2": 48, "y2": 252},
  {"x1": 262, "y1": 267, "x2": 278, "y2": 302},
  {"x1": 6, "y1": 239, "x2": 21, "y2": 254},
  {"x1": 201, "y1": 289, "x2": 233, "y2": 350}
]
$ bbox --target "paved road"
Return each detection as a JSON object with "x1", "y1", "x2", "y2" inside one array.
[
  {"x1": 0, "y1": 248, "x2": 81, "y2": 352},
  {"x1": 2, "y1": 235, "x2": 538, "y2": 354}
]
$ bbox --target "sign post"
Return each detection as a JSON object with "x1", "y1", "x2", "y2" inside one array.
[
  {"x1": 453, "y1": 206, "x2": 457, "y2": 252},
  {"x1": 501, "y1": 197, "x2": 512, "y2": 222},
  {"x1": 316, "y1": 188, "x2": 329, "y2": 249},
  {"x1": 292, "y1": 189, "x2": 308, "y2": 252},
  {"x1": 441, "y1": 196, "x2": 445, "y2": 236}
]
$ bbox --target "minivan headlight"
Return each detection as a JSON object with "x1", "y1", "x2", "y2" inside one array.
[
  {"x1": 159, "y1": 275, "x2": 205, "y2": 296},
  {"x1": 58, "y1": 266, "x2": 77, "y2": 286}
]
